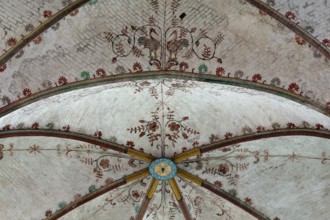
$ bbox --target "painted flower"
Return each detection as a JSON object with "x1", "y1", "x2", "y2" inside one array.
[
  {"x1": 315, "y1": 123, "x2": 324, "y2": 130},
  {"x1": 295, "y1": 35, "x2": 306, "y2": 46},
  {"x1": 198, "y1": 64, "x2": 208, "y2": 74},
  {"x1": 43, "y1": 10, "x2": 53, "y2": 18},
  {"x1": 96, "y1": 68, "x2": 106, "y2": 77},
  {"x1": 126, "y1": 141, "x2": 135, "y2": 148},
  {"x1": 45, "y1": 210, "x2": 52, "y2": 217},
  {"x1": 193, "y1": 196, "x2": 204, "y2": 207},
  {"x1": 216, "y1": 67, "x2": 225, "y2": 76},
  {"x1": 219, "y1": 164, "x2": 229, "y2": 175},
  {"x1": 288, "y1": 83, "x2": 299, "y2": 92},
  {"x1": 99, "y1": 159, "x2": 110, "y2": 169},
  {"x1": 285, "y1": 11, "x2": 296, "y2": 20},
  {"x1": 147, "y1": 122, "x2": 159, "y2": 132},
  {"x1": 0, "y1": 64, "x2": 7, "y2": 72},
  {"x1": 2, "y1": 124, "x2": 11, "y2": 131},
  {"x1": 252, "y1": 73, "x2": 262, "y2": 82},
  {"x1": 179, "y1": 61, "x2": 189, "y2": 72},
  {"x1": 31, "y1": 122, "x2": 39, "y2": 129},
  {"x1": 70, "y1": 9, "x2": 79, "y2": 16},
  {"x1": 245, "y1": 197, "x2": 253, "y2": 205},
  {"x1": 214, "y1": 181, "x2": 222, "y2": 187},
  {"x1": 287, "y1": 122, "x2": 296, "y2": 129},
  {"x1": 322, "y1": 39, "x2": 330, "y2": 47},
  {"x1": 89, "y1": 185, "x2": 96, "y2": 193},
  {"x1": 256, "y1": 126, "x2": 265, "y2": 132},
  {"x1": 33, "y1": 36, "x2": 43, "y2": 44},
  {"x1": 7, "y1": 37, "x2": 17, "y2": 46},
  {"x1": 58, "y1": 76, "x2": 68, "y2": 85},
  {"x1": 133, "y1": 62, "x2": 143, "y2": 72},
  {"x1": 168, "y1": 122, "x2": 180, "y2": 131},
  {"x1": 23, "y1": 88, "x2": 32, "y2": 96},
  {"x1": 182, "y1": 132, "x2": 188, "y2": 139},
  {"x1": 224, "y1": 132, "x2": 233, "y2": 139},
  {"x1": 259, "y1": 10, "x2": 267, "y2": 16},
  {"x1": 131, "y1": 190, "x2": 140, "y2": 200}
]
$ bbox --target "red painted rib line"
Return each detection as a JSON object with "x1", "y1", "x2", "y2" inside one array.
[
  {"x1": 0, "y1": 71, "x2": 328, "y2": 118},
  {"x1": 200, "y1": 128, "x2": 330, "y2": 153},
  {"x1": 136, "y1": 197, "x2": 151, "y2": 220},
  {"x1": 0, "y1": 129, "x2": 127, "y2": 153},
  {"x1": 47, "y1": 178, "x2": 126, "y2": 220},
  {"x1": 245, "y1": 0, "x2": 330, "y2": 60},
  {"x1": 202, "y1": 181, "x2": 270, "y2": 220},
  {"x1": 0, "y1": 0, "x2": 92, "y2": 66},
  {"x1": 177, "y1": 199, "x2": 193, "y2": 220}
]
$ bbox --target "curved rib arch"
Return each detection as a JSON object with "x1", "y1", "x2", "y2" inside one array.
[
  {"x1": 0, "y1": 71, "x2": 328, "y2": 118},
  {"x1": 173, "y1": 128, "x2": 330, "y2": 163},
  {"x1": 0, "y1": 129, "x2": 155, "y2": 162}
]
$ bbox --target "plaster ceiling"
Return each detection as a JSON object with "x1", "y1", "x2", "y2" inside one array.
[{"x1": 0, "y1": 0, "x2": 329, "y2": 220}]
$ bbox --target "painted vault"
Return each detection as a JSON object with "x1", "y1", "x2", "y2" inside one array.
[{"x1": 0, "y1": 0, "x2": 329, "y2": 220}]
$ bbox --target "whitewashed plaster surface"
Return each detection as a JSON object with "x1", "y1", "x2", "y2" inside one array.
[
  {"x1": 179, "y1": 136, "x2": 330, "y2": 220},
  {"x1": 0, "y1": 136, "x2": 147, "y2": 220},
  {"x1": 1, "y1": 79, "x2": 329, "y2": 158},
  {"x1": 0, "y1": 0, "x2": 329, "y2": 108}
]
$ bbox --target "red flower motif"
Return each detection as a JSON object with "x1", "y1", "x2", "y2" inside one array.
[
  {"x1": 259, "y1": 10, "x2": 267, "y2": 15},
  {"x1": 33, "y1": 36, "x2": 43, "y2": 45},
  {"x1": 133, "y1": 62, "x2": 143, "y2": 72},
  {"x1": 216, "y1": 67, "x2": 225, "y2": 76},
  {"x1": 295, "y1": 35, "x2": 306, "y2": 46},
  {"x1": 256, "y1": 126, "x2": 265, "y2": 132},
  {"x1": 43, "y1": 10, "x2": 53, "y2": 18},
  {"x1": 148, "y1": 122, "x2": 159, "y2": 132},
  {"x1": 252, "y1": 73, "x2": 262, "y2": 82},
  {"x1": 70, "y1": 9, "x2": 79, "y2": 16},
  {"x1": 7, "y1": 37, "x2": 17, "y2": 46},
  {"x1": 31, "y1": 122, "x2": 39, "y2": 129},
  {"x1": 23, "y1": 88, "x2": 32, "y2": 96},
  {"x1": 168, "y1": 122, "x2": 180, "y2": 131},
  {"x1": 285, "y1": 11, "x2": 296, "y2": 20},
  {"x1": 182, "y1": 133, "x2": 188, "y2": 139},
  {"x1": 193, "y1": 196, "x2": 204, "y2": 207},
  {"x1": 131, "y1": 190, "x2": 140, "y2": 200},
  {"x1": 62, "y1": 125, "x2": 70, "y2": 132},
  {"x1": 315, "y1": 123, "x2": 324, "y2": 130},
  {"x1": 94, "y1": 130, "x2": 103, "y2": 138},
  {"x1": 0, "y1": 64, "x2": 7, "y2": 72},
  {"x1": 219, "y1": 164, "x2": 229, "y2": 175},
  {"x1": 288, "y1": 83, "x2": 299, "y2": 92},
  {"x1": 96, "y1": 68, "x2": 106, "y2": 77},
  {"x1": 2, "y1": 124, "x2": 11, "y2": 131},
  {"x1": 192, "y1": 141, "x2": 199, "y2": 147},
  {"x1": 322, "y1": 39, "x2": 330, "y2": 47},
  {"x1": 214, "y1": 180, "x2": 222, "y2": 187},
  {"x1": 224, "y1": 132, "x2": 233, "y2": 139},
  {"x1": 182, "y1": 147, "x2": 187, "y2": 152},
  {"x1": 99, "y1": 159, "x2": 110, "y2": 169},
  {"x1": 58, "y1": 76, "x2": 68, "y2": 85},
  {"x1": 287, "y1": 122, "x2": 296, "y2": 129},
  {"x1": 45, "y1": 210, "x2": 52, "y2": 217},
  {"x1": 179, "y1": 62, "x2": 189, "y2": 72},
  {"x1": 245, "y1": 197, "x2": 253, "y2": 205},
  {"x1": 126, "y1": 141, "x2": 135, "y2": 148}
]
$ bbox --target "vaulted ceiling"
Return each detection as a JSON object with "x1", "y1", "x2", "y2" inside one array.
[{"x1": 0, "y1": 0, "x2": 329, "y2": 220}]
